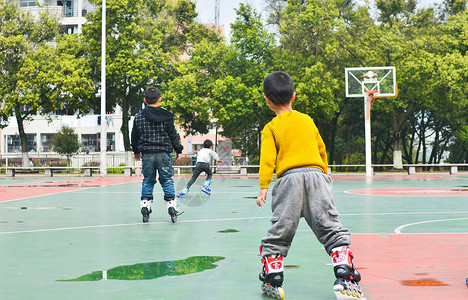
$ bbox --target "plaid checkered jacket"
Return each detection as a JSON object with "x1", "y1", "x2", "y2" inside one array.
[{"x1": 131, "y1": 106, "x2": 183, "y2": 154}]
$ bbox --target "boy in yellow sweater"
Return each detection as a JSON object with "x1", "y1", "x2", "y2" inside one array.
[{"x1": 257, "y1": 72, "x2": 362, "y2": 299}]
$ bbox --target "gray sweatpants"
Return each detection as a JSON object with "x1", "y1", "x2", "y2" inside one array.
[{"x1": 261, "y1": 168, "x2": 351, "y2": 257}]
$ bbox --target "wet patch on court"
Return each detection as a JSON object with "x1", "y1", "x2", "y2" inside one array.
[
  {"x1": 230, "y1": 186, "x2": 255, "y2": 187},
  {"x1": 401, "y1": 278, "x2": 448, "y2": 286},
  {"x1": 284, "y1": 265, "x2": 300, "y2": 269},
  {"x1": 217, "y1": 229, "x2": 239, "y2": 233},
  {"x1": 58, "y1": 256, "x2": 225, "y2": 281}
]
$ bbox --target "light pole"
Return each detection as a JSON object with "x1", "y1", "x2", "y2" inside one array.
[{"x1": 100, "y1": 0, "x2": 107, "y2": 176}]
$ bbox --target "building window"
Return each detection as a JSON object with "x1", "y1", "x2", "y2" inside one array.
[
  {"x1": 41, "y1": 134, "x2": 55, "y2": 152},
  {"x1": 6, "y1": 135, "x2": 20, "y2": 153},
  {"x1": 82, "y1": 134, "x2": 99, "y2": 153},
  {"x1": 5, "y1": 134, "x2": 36, "y2": 153},
  {"x1": 26, "y1": 134, "x2": 37, "y2": 152},
  {"x1": 20, "y1": 0, "x2": 36, "y2": 7},
  {"x1": 106, "y1": 133, "x2": 115, "y2": 152},
  {"x1": 64, "y1": 0, "x2": 73, "y2": 17},
  {"x1": 81, "y1": 133, "x2": 115, "y2": 153}
]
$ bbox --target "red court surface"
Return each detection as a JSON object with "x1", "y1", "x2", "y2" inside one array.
[
  {"x1": 353, "y1": 233, "x2": 468, "y2": 299},
  {"x1": 0, "y1": 176, "x2": 142, "y2": 202}
]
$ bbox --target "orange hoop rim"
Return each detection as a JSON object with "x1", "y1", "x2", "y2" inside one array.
[{"x1": 364, "y1": 84, "x2": 399, "y2": 99}]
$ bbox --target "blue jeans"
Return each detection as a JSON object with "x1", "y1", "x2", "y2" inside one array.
[{"x1": 141, "y1": 152, "x2": 175, "y2": 201}]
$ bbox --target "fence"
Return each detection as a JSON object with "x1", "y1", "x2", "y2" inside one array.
[{"x1": 1, "y1": 153, "x2": 468, "y2": 176}]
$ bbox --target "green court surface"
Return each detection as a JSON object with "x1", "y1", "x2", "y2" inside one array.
[{"x1": 1, "y1": 173, "x2": 468, "y2": 299}]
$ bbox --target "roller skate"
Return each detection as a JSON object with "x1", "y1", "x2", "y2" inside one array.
[
  {"x1": 140, "y1": 198, "x2": 152, "y2": 223},
  {"x1": 177, "y1": 186, "x2": 189, "y2": 197},
  {"x1": 166, "y1": 198, "x2": 183, "y2": 223},
  {"x1": 200, "y1": 179, "x2": 212, "y2": 196},
  {"x1": 259, "y1": 250, "x2": 285, "y2": 299},
  {"x1": 331, "y1": 246, "x2": 364, "y2": 299}
]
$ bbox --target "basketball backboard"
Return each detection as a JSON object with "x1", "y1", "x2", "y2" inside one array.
[{"x1": 345, "y1": 67, "x2": 396, "y2": 98}]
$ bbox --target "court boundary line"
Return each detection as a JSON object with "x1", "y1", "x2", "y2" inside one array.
[{"x1": 394, "y1": 217, "x2": 468, "y2": 234}]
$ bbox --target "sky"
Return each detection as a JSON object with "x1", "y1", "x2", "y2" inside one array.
[{"x1": 194, "y1": 0, "x2": 443, "y2": 39}]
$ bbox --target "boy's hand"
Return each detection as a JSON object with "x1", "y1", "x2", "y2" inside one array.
[
  {"x1": 175, "y1": 153, "x2": 181, "y2": 161},
  {"x1": 256, "y1": 189, "x2": 268, "y2": 207},
  {"x1": 218, "y1": 160, "x2": 224, "y2": 164},
  {"x1": 134, "y1": 153, "x2": 141, "y2": 161}
]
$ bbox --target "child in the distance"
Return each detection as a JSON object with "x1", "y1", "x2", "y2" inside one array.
[{"x1": 177, "y1": 139, "x2": 223, "y2": 196}]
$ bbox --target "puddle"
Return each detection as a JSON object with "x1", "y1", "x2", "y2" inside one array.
[
  {"x1": 218, "y1": 229, "x2": 239, "y2": 233},
  {"x1": 401, "y1": 278, "x2": 448, "y2": 286},
  {"x1": 230, "y1": 186, "x2": 254, "y2": 187},
  {"x1": 58, "y1": 256, "x2": 224, "y2": 281},
  {"x1": 284, "y1": 265, "x2": 300, "y2": 269}
]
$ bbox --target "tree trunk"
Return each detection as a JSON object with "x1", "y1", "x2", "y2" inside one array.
[
  {"x1": 121, "y1": 95, "x2": 131, "y2": 151},
  {"x1": 392, "y1": 110, "x2": 403, "y2": 169},
  {"x1": 125, "y1": 151, "x2": 133, "y2": 167},
  {"x1": 393, "y1": 132, "x2": 403, "y2": 169},
  {"x1": 15, "y1": 109, "x2": 29, "y2": 168}
]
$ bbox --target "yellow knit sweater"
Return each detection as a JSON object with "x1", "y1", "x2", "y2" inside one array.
[{"x1": 259, "y1": 110, "x2": 328, "y2": 189}]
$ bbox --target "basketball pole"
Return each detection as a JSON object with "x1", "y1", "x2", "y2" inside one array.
[{"x1": 364, "y1": 93, "x2": 373, "y2": 176}]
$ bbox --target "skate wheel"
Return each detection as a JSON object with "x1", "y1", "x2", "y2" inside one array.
[{"x1": 277, "y1": 286, "x2": 284, "y2": 299}]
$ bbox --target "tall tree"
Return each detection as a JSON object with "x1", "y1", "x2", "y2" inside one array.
[
  {"x1": 82, "y1": 0, "x2": 202, "y2": 162},
  {"x1": 0, "y1": 2, "x2": 92, "y2": 166}
]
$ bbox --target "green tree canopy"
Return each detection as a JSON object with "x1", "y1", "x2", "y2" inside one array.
[{"x1": 50, "y1": 126, "x2": 82, "y2": 165}]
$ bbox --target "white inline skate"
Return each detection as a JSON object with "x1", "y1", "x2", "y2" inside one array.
[
  {"x1": 166, "y1": 198, "x2": 183, "y2": 223},
  {"x1": 140, "y1": 198, "x2": 152, "y2": 223}
]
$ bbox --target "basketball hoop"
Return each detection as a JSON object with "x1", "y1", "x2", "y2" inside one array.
[{"x1": 345, "y1": 66, "x2": 397, "y2": 177}]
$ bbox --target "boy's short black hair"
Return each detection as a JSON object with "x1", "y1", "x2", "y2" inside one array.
[
  {"x1": 144, "y1": 87, "x2": 161, "y2": 104},
  {"x1": 203, "y1": 139, "x2": 213, "y2": 148},
  {"x1": 263, "y1": 71, "x2": 294, "y2": 106}
]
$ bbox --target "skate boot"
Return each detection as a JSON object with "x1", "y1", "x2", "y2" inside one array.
[
  {"x1": 259, "y1": 251, "x2": 285, "y2": 299},
  {"x1": 331, "y1": 246, "x2": 363, "y2": 299},
  {"x1": 140, "y1": 198, "x2": 152, "y2": 223},
  {"x1": 166, "y1": 198, "x2": 183, "y2": 223},
  {"x1": 177, "y1": 186, "x2": 189, "y2": 197},
  {"x1": 200, "y1": 179, "x2": 212, "y2": 196}
]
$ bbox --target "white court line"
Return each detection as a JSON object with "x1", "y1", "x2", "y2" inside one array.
[
  {"x1": 2, "y1": 211, "x2": 468, "y2": 235},
  {"x1": 0, "y1": 216, "x2": 271, "y2": 235},
  {"x1": 394, "y1": 217, "x2": 468, "y2": 234}
]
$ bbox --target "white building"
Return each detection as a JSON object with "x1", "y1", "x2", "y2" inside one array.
[
  {"x1": 9, "y1": 0, "x2": 96, "y2": 34},
  {"x1": 0, "y1": 111, "x2": 226, "y2": 158},
  {"x1": 1, "y1": 113, "x2": 123, "y2": 155}
]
